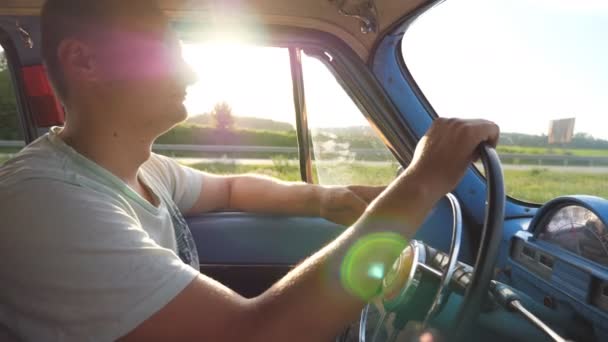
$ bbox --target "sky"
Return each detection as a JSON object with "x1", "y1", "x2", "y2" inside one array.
[
  {"x1": 181, "y1": 0, "x2": 607, "y2": 137},
  {"x1": 403, "y1": 0, "x2": 608, "y2": 138}
]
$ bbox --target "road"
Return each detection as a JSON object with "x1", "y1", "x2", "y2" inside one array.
[{"x1": 175, "y1": 157, "x2": 608, "y2": 174}]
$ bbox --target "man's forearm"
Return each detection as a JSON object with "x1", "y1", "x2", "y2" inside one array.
[{"x1": 227, "y1": 175, "x2": 325, "y2": 217}]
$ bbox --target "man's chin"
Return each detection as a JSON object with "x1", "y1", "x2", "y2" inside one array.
[
  {"x1": 170, "y1": 104, "x2": 189, "y2": 123},
  {"x1": 160, "y1": 105, "x2": 189, "y2": 131}
]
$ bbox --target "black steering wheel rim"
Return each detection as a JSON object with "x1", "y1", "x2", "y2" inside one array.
[{"x1": 451, "y1": 144, "x2": 505, "y2": 340}]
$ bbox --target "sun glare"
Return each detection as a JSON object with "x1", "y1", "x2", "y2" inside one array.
[
  {"x1": 180, "y1": 39, "x2": 369, "y2": 129},
  {"x1": 181, "y1": 41, "x2": 297, "y2": 127}
]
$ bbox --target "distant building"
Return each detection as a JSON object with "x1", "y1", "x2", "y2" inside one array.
[{"x1": 548, "y1": 118, "x2": 576, "y2": 144}]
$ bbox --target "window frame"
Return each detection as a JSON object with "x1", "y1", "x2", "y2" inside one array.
[
  {"x1": 178, "y1": 25, "x2": 416, "y2": 184},
  {"x1": 288, "y1": 47, "x2": 314, "y2": 183}
]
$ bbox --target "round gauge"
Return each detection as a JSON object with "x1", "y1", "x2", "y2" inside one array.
[{"x1": 538, "y1": 205, "x2": 608, "y2": 266}]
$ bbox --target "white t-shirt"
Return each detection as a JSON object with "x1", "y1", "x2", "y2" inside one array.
[{"x1": 0, "y1": 127, "x2": 205, "y2": 341}]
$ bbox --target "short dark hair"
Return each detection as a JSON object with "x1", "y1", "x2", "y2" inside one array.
[{"x1": 40, "y1": 0, "x2": 162, "y2": 102}]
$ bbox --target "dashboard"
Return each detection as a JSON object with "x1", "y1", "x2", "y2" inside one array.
[{"x1": 509, "y1": 196, "x2": 608, "y2": 340}]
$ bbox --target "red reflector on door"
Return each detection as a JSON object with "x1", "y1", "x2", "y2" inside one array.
[{"x1": 22, "y1": 65, "x2": 65, "y2": 127}]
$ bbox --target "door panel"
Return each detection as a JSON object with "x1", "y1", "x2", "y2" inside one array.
[
  {"x1": 187, "y1": 213, "x2": 344, "y2": 297},
  {"x1": 187, "y1": 213, "x2": 344, "y2": 265}
]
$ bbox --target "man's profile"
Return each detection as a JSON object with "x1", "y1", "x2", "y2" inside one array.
[{"x1": 0, "y1": 0, "x2": 499, "y2": 340}]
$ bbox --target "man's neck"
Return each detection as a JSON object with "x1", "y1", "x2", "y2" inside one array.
[{"x1": 59, "y1": 118, "x2": 154, "y2": 185}]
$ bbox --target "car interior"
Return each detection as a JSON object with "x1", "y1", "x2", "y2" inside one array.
[{"x1": 1, "y1": 0, "x2": 607, "y2": 341}]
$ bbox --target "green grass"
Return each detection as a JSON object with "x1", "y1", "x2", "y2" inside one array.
[
  {"x1": 187, "y1": 161, "x2": 608, "y2": 204},
  {"x1": 187, "y1": 160, "x2": 397, "y2": 186},
  {"x1": 504, "y1": 169, "x2": 608, "y2": 203},
  {"x1": 311, "y1": 162, "x2": 397, "y2": 186},
  {"x1": 188, "y1": 161, "x2": 302, "y2": 182}
]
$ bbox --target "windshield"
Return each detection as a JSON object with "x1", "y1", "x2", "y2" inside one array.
[{"x1": 402, "y1": 0, "x2": 608, "y2": 203}]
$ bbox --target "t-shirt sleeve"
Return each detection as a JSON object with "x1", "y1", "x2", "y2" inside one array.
[
  {"x1": 144, "y1": 153, "x2": 206, "y2": 212},
  {"x1": 0, "y1": 180, "x2": 200, "y2": 341}
]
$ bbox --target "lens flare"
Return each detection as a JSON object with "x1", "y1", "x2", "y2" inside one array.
[
  {"x1": 340, "y1": 232, "x2": 408, "y2": 300},
  {"x1": 367, "y1": 263, "x2": 386, "y2": 280}
]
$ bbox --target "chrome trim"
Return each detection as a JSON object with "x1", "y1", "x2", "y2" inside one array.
[
  {"x1": 510, "y1": 300, "x2": 567, "y2": 342},
  {"x1": 288, "y1": 47, "x2": 314, "y2": 183},
  {"x1": 359, "y1": 301, "x2": 388, "y2": 342},
  {"x1": 382, "y1": 240, "x2": 426, "y2": 311},
  {"x1": 418, "y1": 262, "x2": 442, "y2": 278},
  {"x1": 15, "y1": 20, "x2": 33, "y2": 49},
  {"x1": 359, "y1": 304, "x2": 369, "y2": 342},
  {"x1": 330, "y1": 0, "x2": 379, "y2": 34},
  {"x1": 369, "y1": 310, "x2": 386, "y2": 342},
  {"x1": 424, "y1": 193, "x2": 463, "y2": 326}
]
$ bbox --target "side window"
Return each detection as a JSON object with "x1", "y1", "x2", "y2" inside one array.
[
  {"x1": 0, "y1": 45, "x2": 23, "y2": 165},
  {"x1": 302, "y1": 53, "x2": 397, "y2": 186},
  {"x1": 156, "y1": 43, "x2": 300, "y2": 181}
]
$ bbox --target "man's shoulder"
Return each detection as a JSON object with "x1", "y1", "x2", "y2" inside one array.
[
  {"x1": 0, "y1": 135, "x2": 67, "y2": 187},
  {"x1": 0, "y1": 136, "x2": 116, "y2": 205}
]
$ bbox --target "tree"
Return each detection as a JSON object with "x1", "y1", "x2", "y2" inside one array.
[
  {"x1": 211, "y1": 101, "x2": 234, "y2": 131},
  {"x1": 0, "y1": 51, "x2": 22, "y2": 141}
]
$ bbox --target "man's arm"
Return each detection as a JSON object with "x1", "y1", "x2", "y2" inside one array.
[
  {"x1": 122, "y1": 119, "x2": 499, "y2": 341},
  {"x1": 185, "y1": 172, "x2": 384, "y2": 226}
]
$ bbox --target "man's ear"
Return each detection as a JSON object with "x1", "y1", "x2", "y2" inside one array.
[{"x1": 56, "y1": 38, "x2": 99, "y2": 83}]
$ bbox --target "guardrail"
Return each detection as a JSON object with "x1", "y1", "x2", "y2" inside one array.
[
  {"x1": 2, "y1": 140, "x2": 608, "y2": 166},
  {"x1": 499, "y1": 153, "x2": 608, "y2": 167}
]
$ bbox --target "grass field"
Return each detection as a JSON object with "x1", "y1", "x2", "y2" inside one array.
[
  {"x1": 188, "y1": 160, "x2": 397, "y2": 186},
  {"x1": 186, "y1": 161, "x2": 608, "y2": 204},
  {"x1": 503, "y1": 169, "x2": 608, "y2": 203},
  {"x1": 2, "y1": 152, "x2": 607, "y2": 204}
]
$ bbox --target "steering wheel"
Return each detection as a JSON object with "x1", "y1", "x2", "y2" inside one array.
[{"x1": 359, "y1": 144, "x2": 505, "y2": 341}]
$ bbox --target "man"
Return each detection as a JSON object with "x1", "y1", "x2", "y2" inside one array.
[{"x1": 0, "y1": 0, "x2": 499, "y2": 341}]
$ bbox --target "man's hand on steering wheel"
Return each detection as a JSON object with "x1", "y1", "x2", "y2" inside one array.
[{"x1": 407, "y1": 118, "x2": 500, "y2": 203}]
